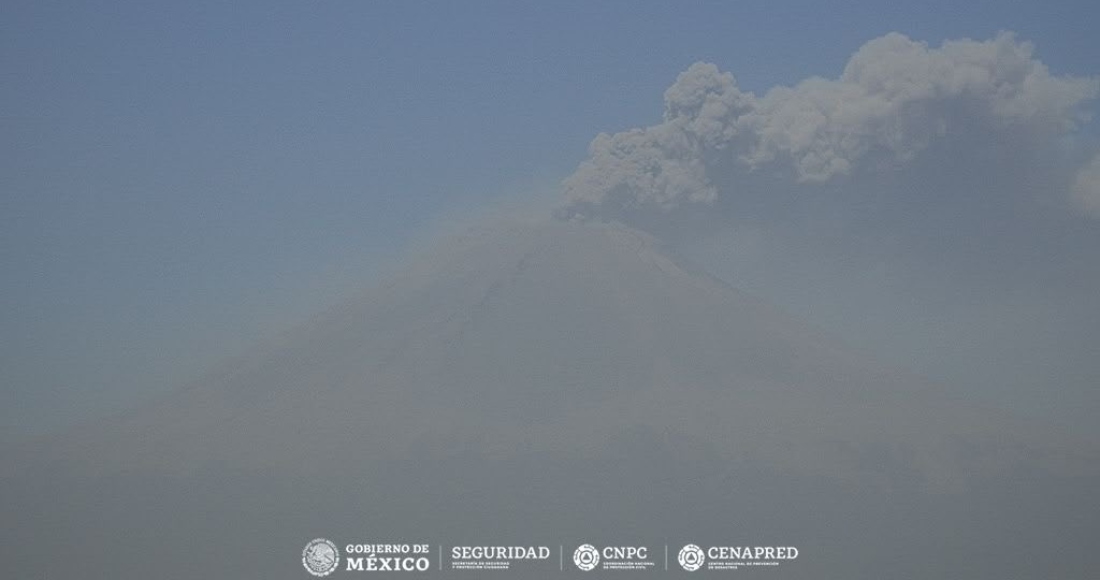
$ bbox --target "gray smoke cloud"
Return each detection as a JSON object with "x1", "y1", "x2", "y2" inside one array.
[{"x1": 561, "y1": 32, "x2": 1098, "y2": 219}]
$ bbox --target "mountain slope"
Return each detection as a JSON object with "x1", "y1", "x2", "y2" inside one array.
[{"x1": 3, "y1": 219, "x2": 1096, "y2": 579}]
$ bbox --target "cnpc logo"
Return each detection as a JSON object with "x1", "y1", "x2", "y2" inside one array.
[{"x1": 573, "y1": 544, "x2": 649, "y2": 571}]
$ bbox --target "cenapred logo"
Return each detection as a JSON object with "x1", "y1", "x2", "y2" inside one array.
[
  {"x1": 573, "y1": 544, "x2": 600, "y2": 571},
  {"x1": 302, "y1": 538, "x2": 340, "y2": 577},
  {"x1": 678, "y1": 544, "x2": 705, "y2": 571}
]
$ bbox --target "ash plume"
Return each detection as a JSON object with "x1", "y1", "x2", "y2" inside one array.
[{"x1": 561, "y1": 32, "x2": 1098, "y2": 221}]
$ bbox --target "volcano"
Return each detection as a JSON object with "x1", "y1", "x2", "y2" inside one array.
[{"x1": 3, "y1": 219, "x2": 1097, "y2": 578}]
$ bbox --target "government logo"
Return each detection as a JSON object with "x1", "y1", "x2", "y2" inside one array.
[
  {"x1": 573, "y1": 544, "x2": 599, "y2": 571},
  {"x1": 678, "y1": 544, "x2": 705, "y2": 571},
  {"x1": 302, "y1": 538, "x2": 340, "y2": 577}
]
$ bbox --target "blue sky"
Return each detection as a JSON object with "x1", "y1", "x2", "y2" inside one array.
[{"x1": 3, "y1": 0, "x2": 1099, "y2": 435}]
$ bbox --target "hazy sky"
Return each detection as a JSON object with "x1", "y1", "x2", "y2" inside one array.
[{"x1": 3, "y1": 0, "x2": 1099, "y2": 436}]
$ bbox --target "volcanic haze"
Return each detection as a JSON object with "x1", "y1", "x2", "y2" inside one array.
[{"x1": 3, "y1": 219, "x2": 1097, "y2": 578}]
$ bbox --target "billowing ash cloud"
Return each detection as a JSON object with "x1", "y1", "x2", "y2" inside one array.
[{"x1": 561, "y1": 32, "x2": 1098, "y2": 219}]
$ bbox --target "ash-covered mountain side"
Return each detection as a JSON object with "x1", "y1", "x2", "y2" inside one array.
[
  {"x1": 31, "y1": 219, "x2": 1091, "y2": 482},
  {"x1": 4, "y1": 219, "x2": 1097, "y2": 579}
]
